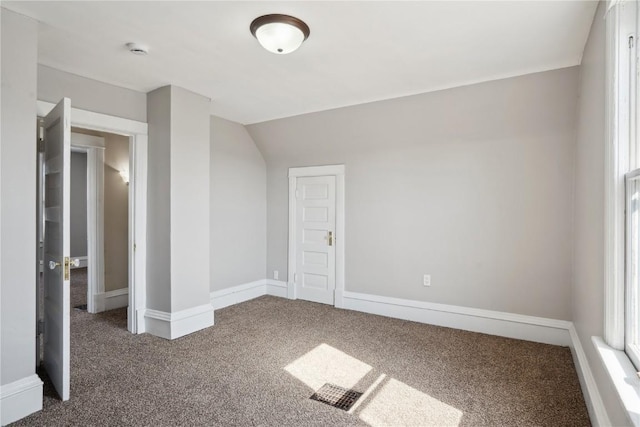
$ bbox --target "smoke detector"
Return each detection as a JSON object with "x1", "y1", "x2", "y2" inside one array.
[{"x1": 126, "y1": 43, "x2": 149, "y2": 55}]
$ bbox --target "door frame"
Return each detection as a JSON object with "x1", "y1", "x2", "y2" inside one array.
[
  {"x1": 69, "y1": 133, "x2": 105, "y2": 315},
  {"x1": 288, "y1": 165, "x2": 345, "y2": 308},
  {"x1": 37, "y1": 101, "x2": 148, "y2": 334}
]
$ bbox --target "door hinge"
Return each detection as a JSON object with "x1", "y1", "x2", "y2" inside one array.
[
  {"x1": 37, "y1": 138, "x2": 45, "y2": 153},
  {"x1": 631, "y1": 35, "x2": 635, "y2": 49},
  {"x1": 37, "y1": 320, "x2": 45, "y2": 336}
]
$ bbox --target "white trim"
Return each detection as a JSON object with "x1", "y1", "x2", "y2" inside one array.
[
  {"x1": 210, "y1": 280, "x2": 266, "y2": 310},
  {"x1": 94, "y1": 288, "x2": 129, "y2": 312},
  {"x1": 70, "y1": 132, "x2": 104, "y2": 149},
  {"x1": 66, "y1": 136, "x2": 105, "y2": 314},
  {"x1": 341, "y1": 291, "x2": 571, "y2": 346},
  {"x1": 209, "y1": 279, "x2": 288, "y2": 310},
  {"x1": 568, "y1": 328, "x2": 612, "y2": 427},
  {"x1": 288, "y1": 164, "x2": 345, "y2": 177},
  {"x1": 287, "y1": 177, "x2": 297, "y2": 301},
  {"x1": 129, "y1": 133, "x2": 147, "y2": 334},
  {"x1": 69, "y1": 255, "x2": 88, "y2": 269},
  {"x1": 84, "y1": 146, "x2": 104, "y2": 315},
  {"x1": 266, "y1": 279, "x2": 287, "y2": 298},
  {"x1": 593, "y1": 336, "x2": 640, "y2": 426},
  {"x1": 37, "y1": 101, "x2": 147, "y2": 136},
  {"x1": 604, "y1": 0, "x2": 635, "y2": 351},
  {"x1": 144, "y1": 303, "x2": 214, "y2": 340},
  {"x1": 335, "y1": 173, "x2": 345, "y2": 309},
  {"x1": 0, "y1": 375, "x2": 43, "y2": 426},
  {"x1": 39, "y1": 99, "x2": 148, "y2": 335},
  {"x1": 287, "y1": 164, "x2": 346, "y2": 307}
]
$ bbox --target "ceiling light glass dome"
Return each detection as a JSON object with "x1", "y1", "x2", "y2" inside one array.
[{"x1": 250, "y1": 14, "x2": 310, "y2": 55}]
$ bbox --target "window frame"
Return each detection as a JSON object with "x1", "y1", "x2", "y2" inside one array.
[
  {"x1": 595, "y1": 2, "x2": 640, "y2": 425},
  {"x1": 605, "y1": 0, "x2": 637, "y2": 356}
]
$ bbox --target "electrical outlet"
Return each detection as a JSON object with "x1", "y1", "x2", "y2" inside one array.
[
  {"x1": 423, "y1": 274, "x2": 431, "y2": 287},
  {"x1": 274, "y1": 270, "x2": 279, "y2": 280}
]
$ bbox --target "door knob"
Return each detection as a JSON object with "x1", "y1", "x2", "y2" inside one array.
[
  {"x1": 70, "y1": 259, "x2": 80, "y2": 267},
  {"x1": 328, "y1": 231, "x2": 333, "y2": 246},
  {"x1": 48, "y1": 261, "x2": 60, "y2": 270}
]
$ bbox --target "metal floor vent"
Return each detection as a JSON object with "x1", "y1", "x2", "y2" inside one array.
[
  {"x1": 310, "y1": 383, "x2": 363, "y2": 411},
  {"x1": 74, "y1": 304, "x2": 87, "y2": 311}
]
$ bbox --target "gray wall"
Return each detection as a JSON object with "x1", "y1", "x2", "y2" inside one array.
[
  {"x1": 210, "y1": 116, "x2": 266, "y2": 291},
  {"x1": 170, "y1": 86, "x2": 211, "y2": 312},
  {"x1": 147, "y1": 85, "x2": 211, "y2": 313},
  {"x1": 70, "y1": 152, "x2": 88, "y2": 258},
  {"x1": 573, "y1": 3, "x2": 628, "y2": 425},
  {"x1": 248, "y1": 67, "x2": 578, "y2": 321},
  {"x1": 146, "y1": 86, "x2": 172, "y2": 312},
  {"x1": 104, "y1": 134, "x2": 129, "y2": 292},
  {"x1": 1, "y1": 9, "x2": 38, "y2": 387},
  {"x1": 38, "y1": 65, "x2": 146, "y2": 122}
]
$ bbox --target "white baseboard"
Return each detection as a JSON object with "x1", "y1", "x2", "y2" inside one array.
[
  {"x1": 209, "y1": 279, "x2": 288, "y2": 310},
  {"x1": 341, "y1": 291, "x2": 571, "y2": 346},
  {"x1": 1, "y1": 374, "x2": 43, "y2": 425},
  {"x1": 212, "y1": 283, "x2": 570, "y2": 346},
  {"x1": 211, "y1": 280, "x2": 266, "y2": 310},
  {"x1": 567, "y1": 326, "x2": 611, "y2": 426},
  {"x1": 144, "y1": 303, "x2": 214, "y2": 340},
  {"x1": 94, "y1": 288, "x2": 128, "y2": 312},
  {"x1": 70, "y1": 256, "x2": 88, "y2": 269},
  {"x1": 266, "y1": 279, "x2": 287, "y2": 298}
]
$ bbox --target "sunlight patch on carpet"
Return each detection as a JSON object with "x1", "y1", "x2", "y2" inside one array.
[
  {"x1": 284, "y1": 343, "x2": 372, "y2": 390},
  {"x1": 358, "y1": 378, "x2": 462, "y2": 427}
]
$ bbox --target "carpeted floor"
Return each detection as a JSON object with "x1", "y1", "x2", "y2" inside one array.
[
  {"x1": 15, "y1": 268, "x2": 590, "y2": 426},
  {"x1": 70, "y1": 267, "x2": 89, "y2": 309}
]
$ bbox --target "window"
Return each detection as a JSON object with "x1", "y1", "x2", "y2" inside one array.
[
  {"x1": 598, "y1": 2, "x2": 640, "y2": 424},
  {"x1": 624, "y1": 0, "x2": 640, "y2": 370},
  {"x1": 619, "y1": 0, "x2": 640, "y2": 371},
  {"x1": 626, "y1": 170, "x2": 640, "y2": 368},
  {"x1": 605, "y1": 0, "x2": 640, "y2": 363}
]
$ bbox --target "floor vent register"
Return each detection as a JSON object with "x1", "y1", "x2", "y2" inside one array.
[{"x1": 310, "y1": 383, "x2": 363, "y2": 411}]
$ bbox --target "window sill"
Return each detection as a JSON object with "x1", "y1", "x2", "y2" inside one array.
[{"x1": 593, "y1": 336, "x2": 640, "y2": 426}]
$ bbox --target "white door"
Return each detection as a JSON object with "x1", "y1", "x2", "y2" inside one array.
[
  {"x1": 295, "y1": 176, "x2": 336, "y2": 305},
  {"x1": 43, "y1": 98, "x2": 71, "y2": 401}
]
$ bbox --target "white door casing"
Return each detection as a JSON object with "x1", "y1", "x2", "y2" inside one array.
[
  {"x1": 37, "y1": 100, "x2": 148, "y2": 334},
  {"x1": 70, "y1": 132, "x2": 105, "y2": 315},
  {"x1": 295, "y1": 176, "x2": 336, "y2": 305},
  {"x1": 42, "y1": 98, "x2": 71, "y2": 401},
  {"x1": 288, "y1": 165, "x2": 345, "y2": 307}
]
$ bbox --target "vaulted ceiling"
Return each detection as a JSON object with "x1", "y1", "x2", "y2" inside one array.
[{"x1": 3, "y1": 1, "x2": 598, "y2": 124}]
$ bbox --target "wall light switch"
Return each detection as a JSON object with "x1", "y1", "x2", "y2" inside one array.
[
  {"x1": 423, "y1": 274, "x2": 431, "y2": 287},
  {"x1": 274, "y1": 270, "x2": 279, "y2": 280}
]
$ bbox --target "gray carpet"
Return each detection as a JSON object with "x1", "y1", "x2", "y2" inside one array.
[{"x1": 15, "y1": 269, "x2": 590, "y2": 426}]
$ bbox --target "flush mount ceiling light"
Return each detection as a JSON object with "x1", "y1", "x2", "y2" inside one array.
[{"x1": 250, "y1": 14, "x2": 310, "y2": 54}]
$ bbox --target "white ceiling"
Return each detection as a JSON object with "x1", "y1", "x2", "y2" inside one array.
[{"x1": 3, "y1": 1, "x2": 598, "y2": 125}]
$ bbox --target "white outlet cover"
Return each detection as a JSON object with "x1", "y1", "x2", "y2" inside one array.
[
  {"x1": 274, "y1": 270, "x2": 279, "y2": 280},
  {"x1": 423, "y1": 275, "x2": 431, "y2": 287}
]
